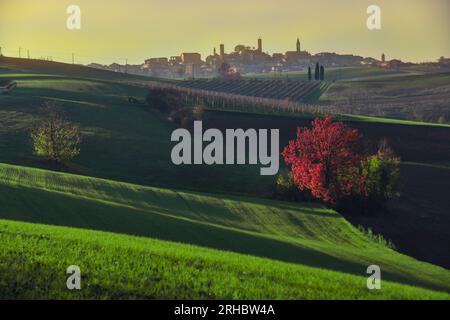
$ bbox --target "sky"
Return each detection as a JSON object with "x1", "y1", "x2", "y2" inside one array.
[{"x1": 1, "y1": 0, "x2": 449, "y2": 65}]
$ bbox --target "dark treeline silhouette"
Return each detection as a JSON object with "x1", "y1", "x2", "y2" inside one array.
[{"x1": 311, "y1": 63, "x2": 325, "y2": 81}]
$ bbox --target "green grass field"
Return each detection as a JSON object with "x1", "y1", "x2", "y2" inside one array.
[
  {"x1": 0, "y1": 57, "x2": 449, "y2": 299},
  {"x1": 2, "y1": 219, "x2": 449, "y2": 300},
  {"x1": 0, "y1": 163, "x2": 449, "y2": 299},
  {"x1": 0, "y1": 59, "x2": 270, "y2": 195},
  {"x1": 1, "y1": 59, "x2": 446, "y2": 196}
]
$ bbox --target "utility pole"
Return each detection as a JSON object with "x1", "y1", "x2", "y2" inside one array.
[
  {"x1": 72, "y1": 53, "x2": 74, "y2": 64},
  {"x1": 125, "y1": 58, "x2": 128, "y2": 74},
  {"x1": 27, "y1": 49, "x2": 30, "y2": 59}
]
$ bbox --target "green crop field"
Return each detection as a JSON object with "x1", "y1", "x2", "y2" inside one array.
[
  {"x1": 322, "y1": 72, "x2": 450, "y2": 102},
  {"x1": 321, "y1": 72, "x2": 450, "y2": 123},
  {"x1": 173, "y1": 78, "x2": 322, "y2": 103},
  {"x1": 244, "y1": 66, "x2": 410, "y2": 81},
  {"x1": 0, "y1": 163, "x2": 449, "y2": 299},
  {"x1": 0, "y1": 57, "x2": 449, "y2": 300}
]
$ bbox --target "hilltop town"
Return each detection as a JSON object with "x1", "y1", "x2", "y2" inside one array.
[{"x1": 86, "y1": 37, "x2": 450, "y2": 79}]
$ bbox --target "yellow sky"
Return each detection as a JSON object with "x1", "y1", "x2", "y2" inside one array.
[{"x1": 1, "y1": 0, "x2": 449, "y2": 65}]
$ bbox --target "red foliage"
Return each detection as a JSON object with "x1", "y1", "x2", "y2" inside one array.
[{"x1": 282, "y1": 116, "x2": 367, "y2": 205}]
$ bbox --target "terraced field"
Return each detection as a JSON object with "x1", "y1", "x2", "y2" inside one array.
[
  {"x1": 320, "y1": 72, "x2": 450, "y2": 123},
  {"x1": 176, "y1": 78, "x2": 323, "y2": 103}
]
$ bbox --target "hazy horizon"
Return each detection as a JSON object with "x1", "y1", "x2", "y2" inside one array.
[{"x1": 1, "y1": 0, "x2": 449, "y2": 65}]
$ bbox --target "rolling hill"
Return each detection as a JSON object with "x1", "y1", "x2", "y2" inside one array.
[
  {"x1": 0, "y1": 57, "x2": 270, "y2": 195},
  {"x1": 0, "y1": 56, "x2": 153, "y2": 82},
  {"x1": 320, "y1": 72, "x2": 450, "y2": 123},
  {"x1": 0, "y1": 57, "x2": 449, "y2": 299},
  {"x1": 0, "y1": 163, "x2": 449, "y2": 299},
  {"x1": 1, "y1": 219, "x2": 449, "y2": 300}
]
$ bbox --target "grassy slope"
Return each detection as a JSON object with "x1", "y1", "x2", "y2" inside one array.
[
  {"x1": 0, "y1": 60, "x2": 446, "y2": 196},
  {"x1": 322, "y1": 72, "x2": 450, "y2": 102},
  {"x1": 1, "y1": 58, "x2": 449, "y2": 298},
  {"x1": 0, "y1": 56, "x2": 153, "y2": 82},
  {"x1": 1, "y1": 219, "x2": 449, "y2": 300},
  {"x1": 320, "y1": 72, "x2": 450, "y2": 122},
  {"x1": 0, "y1": 64, "x2": 269, "y2": 195},
  {"x1": 0, "y1": 163, "x2": 449, "y2": 296},
  {"x1": 347, "y1": 162, "x2": 450, "y2": 268},
  {"x1": 171, "y1": 111, "x2": 450, "y2": 268}
]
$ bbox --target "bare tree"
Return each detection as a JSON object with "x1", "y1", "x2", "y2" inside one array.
[{"x1": 31, "y1": 102, "x2": 81, "y2": 163}]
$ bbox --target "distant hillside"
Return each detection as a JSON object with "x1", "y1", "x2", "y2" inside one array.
[
  {"x1": 0, "y1": 56, "x2": 156, "y2": 82},
  {"x1": 321, "y1": 72, "x2": 450, "y2": 123}
]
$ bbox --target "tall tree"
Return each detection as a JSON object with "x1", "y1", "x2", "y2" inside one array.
[
  {"x1": 314, "y1": 62, "x2": 320, "y2": 80},
  {"x1": 320, "y1": 66, "x2": 325, "y2": 81},
  {"x1": 308, "y1": 66, "x2": 312, "y2": 81},
  {"x1": 31, "y1": 102, "x2": 81, "y2": 163},
  {"x1": 282, "y1": 116, "x2": 366, "y2": 205}
]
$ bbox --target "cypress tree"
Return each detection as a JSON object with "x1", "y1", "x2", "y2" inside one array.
[
  {"x1": 320, "y1": 66, "x2": 325, "y2": 81},
  {"x1": 315, "y1": 62, "x2": 320, "y2": 80},
  {"x1": 308, "y1": 67, "x2": 312, "y2": 81}
]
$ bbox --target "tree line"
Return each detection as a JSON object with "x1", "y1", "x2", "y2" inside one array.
[{"x1": 308, "y1": 63, "x2": 325, "y2": 81}]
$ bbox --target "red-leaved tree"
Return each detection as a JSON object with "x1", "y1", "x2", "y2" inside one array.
[{"x1": 281, "y1": 116, "x2": 367, "y2": 205}]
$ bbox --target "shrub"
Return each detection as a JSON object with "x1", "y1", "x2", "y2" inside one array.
[
  {"x1": 357, "y1": 226, "x2": 396, "y2": 249},
  {"x1": 170, "y1": 108, "x2": 194, "y2": 129},
  {"x1": 274, "y1": 169, "x2": 297, "y2": 200},
  {"x1": 145, "y1": 87, "x2": 185, "y2": 114},
  {"x1": 274, "y1": 169, "x2": 314, "y2": 202},
  {"x1": 362, "y1": 141, "x2": 401, "y2": 208},
  {"x1": 192, "y1": 105, "x2": 205, "y2": 120}
]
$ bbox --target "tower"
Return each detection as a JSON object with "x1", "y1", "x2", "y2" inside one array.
[
  {"x1": 214, "y1": 47, "x2": 217, "y2": 56},
  {"x1": 296, "y1": 37, "x2": 301, "y2": 52},
  {"x1": 220, "y1": 44, "x2": 225, "y2": 57},
  {"x1": 257, "y1": 38, "x2": 262, "y2": 53}
]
